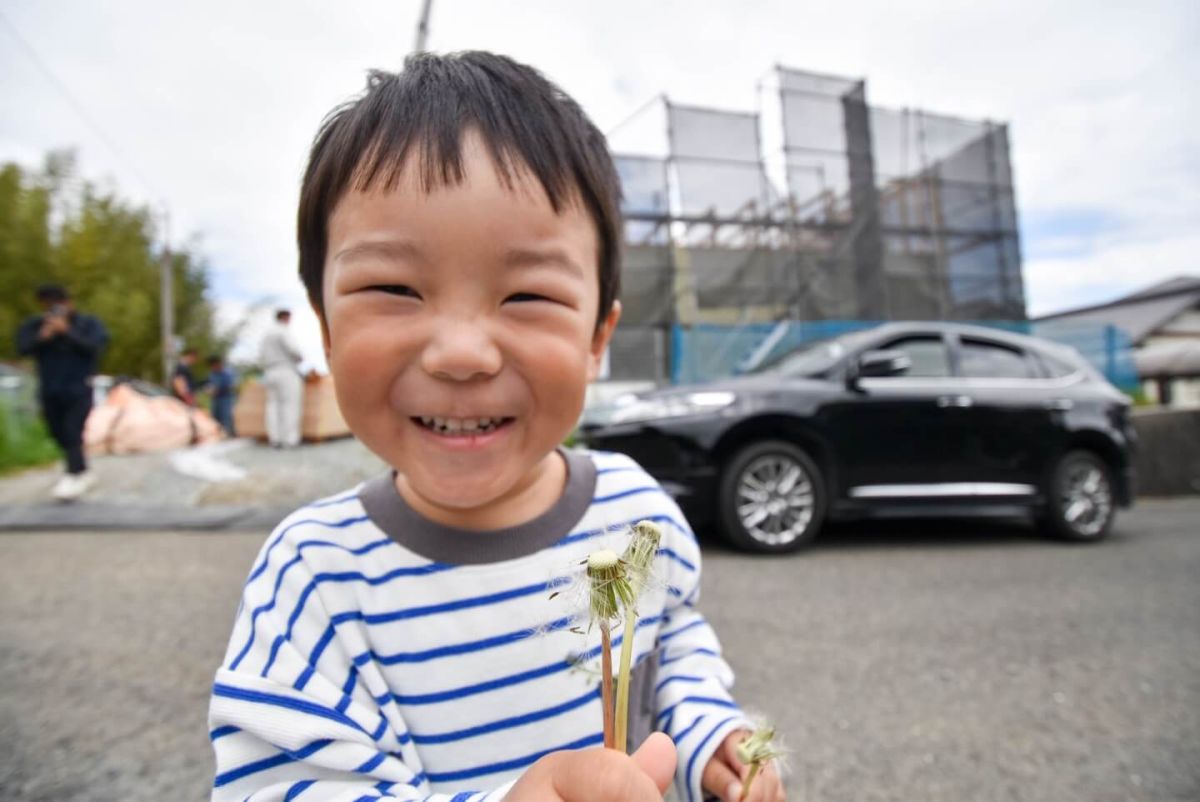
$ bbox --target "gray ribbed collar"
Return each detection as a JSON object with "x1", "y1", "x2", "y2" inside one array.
[{"x1": 358, "y1": 448, "x2": 596, "y2": 565}]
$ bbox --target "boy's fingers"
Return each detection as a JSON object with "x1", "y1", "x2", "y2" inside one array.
[
  {"x1": 631, "y1": 732, "x2": 678, "y2": 794},
  {"x1": 753, "y1": 764, "x2": 785, "y2": 802},
  {"x1": 701, "y1": 754, "x2": 744, "y2": 802}
]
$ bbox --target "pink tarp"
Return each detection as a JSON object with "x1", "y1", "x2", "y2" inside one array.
[{"x1": 84, "y1": 383, "x2": 222, "y2": 456}]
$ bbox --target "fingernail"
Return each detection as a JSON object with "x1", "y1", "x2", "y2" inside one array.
[{"x1": 727, "y1": 781, "x2": 742, "y2": 802}]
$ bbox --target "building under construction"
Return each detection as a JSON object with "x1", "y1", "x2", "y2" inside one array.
[{"x1": 608, "y1": 67, "x2": 1025, "y2": 383}]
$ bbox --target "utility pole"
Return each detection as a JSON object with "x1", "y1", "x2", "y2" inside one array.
[
  {"x1": 159, "y1": 207, "x2": 175, "y2": 384},
  {"x1": 413, "y1": 0, "x2": 434, "y2": 54}
]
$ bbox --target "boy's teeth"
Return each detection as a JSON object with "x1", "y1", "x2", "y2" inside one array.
[{"x1": 420, "y1": 416, "x2": 504, "y2": 434}]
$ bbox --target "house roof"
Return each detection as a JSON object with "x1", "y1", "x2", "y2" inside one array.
[
  {"x1": 1136, "y1": 339, "x2": 1200, "y2": 378},
  {"x1": 1034, "y1": 275, "x2": 1200, "y2": 344}
]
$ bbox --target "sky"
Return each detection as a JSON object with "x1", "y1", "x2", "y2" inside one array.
[{"x1": 1, "y1": 0, "x2": 1197, "y2": 369}]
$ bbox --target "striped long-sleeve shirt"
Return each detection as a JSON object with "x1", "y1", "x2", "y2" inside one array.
[{"x1": 209, "y1": 448, "x2": 749, "y2": 802}]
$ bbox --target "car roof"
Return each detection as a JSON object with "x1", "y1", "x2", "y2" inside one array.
[{"x1": 863, "y1": 321, "x2": 1073, "y2": 356}]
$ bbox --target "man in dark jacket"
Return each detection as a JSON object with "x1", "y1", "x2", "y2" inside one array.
[{"x1": 15, "y1": 284, "x2": 109, "y2": 501}]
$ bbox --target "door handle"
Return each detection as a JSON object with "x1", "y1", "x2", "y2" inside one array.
[
  {"x1": 937, "y1": 395, "x2": 974, "y2": 408},
  {"x1": 1044, "y1": 398, "x2": 1074, "y2": 411}
]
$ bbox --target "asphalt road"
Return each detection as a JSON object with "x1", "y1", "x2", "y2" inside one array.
[{"x1": 0, "y1": 500, "x2": 1197, "y2": 802}]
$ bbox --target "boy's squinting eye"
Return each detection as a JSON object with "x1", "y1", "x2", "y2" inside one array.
[
  {"x1": 368, "y1": 284, "x2": 421, "y2": 299},
  {"x1": 505, "y1": 292, "x2": 553, "y2": 303}
]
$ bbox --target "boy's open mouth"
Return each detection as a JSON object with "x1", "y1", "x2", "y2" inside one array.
[{"x1": 414, "y1": 416, "x2": 514, "y2": 436}]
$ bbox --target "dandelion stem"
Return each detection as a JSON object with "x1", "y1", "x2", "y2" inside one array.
[
  {"x1": 599, "y1": 621, "x2": 614, "y2": 749},
  {"x1": 739, "y1": 761, "x2": 762, "y2": 801},
  {"x1": 614, "y1": 606, "x2": 636, "y2": 752}
]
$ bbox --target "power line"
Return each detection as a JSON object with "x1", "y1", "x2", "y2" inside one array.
[{"x1": 0, "y1": 7, "x2": 161, "y2": 200}]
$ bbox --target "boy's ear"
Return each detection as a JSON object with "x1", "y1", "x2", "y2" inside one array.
[{"x1": 587, "y1": 301, "x2": 622, "y2": 382}]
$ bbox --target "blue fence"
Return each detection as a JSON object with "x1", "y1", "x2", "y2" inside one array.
[{"x1": 669, "y1": 320, "x2": 1140, "y2": 392}]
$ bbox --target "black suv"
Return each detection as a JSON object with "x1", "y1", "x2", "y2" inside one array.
[{"x1": 579, "y1": 322, "x2": 1136, "y2": 552}]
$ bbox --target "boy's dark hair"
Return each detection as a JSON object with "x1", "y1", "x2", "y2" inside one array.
[
  {"x1": 207, "y1": 354, "x2": 224, "y2": 366},
  {"x1": 297, "y1": 51, "x2": 622, "y2": 331},
  {"x1": 36, "y1": 283, "x2": 69, "y2": 302}
]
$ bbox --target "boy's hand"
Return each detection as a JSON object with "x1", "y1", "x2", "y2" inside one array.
[
  {"x1": 702, "y1": 731, "x2": 786, "y2": 802},
  {"x1": 505, "y1": 732, "x2": 676, "y2": 802}
]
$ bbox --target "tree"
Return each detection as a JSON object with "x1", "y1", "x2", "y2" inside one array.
[{"x1": 0, "y1": 151, "x2": 229, "y2": 382}]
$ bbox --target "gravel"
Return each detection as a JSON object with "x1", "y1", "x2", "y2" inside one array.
[{"x1": 0, "y1": 499, "x2": 1197, "y2": 801}]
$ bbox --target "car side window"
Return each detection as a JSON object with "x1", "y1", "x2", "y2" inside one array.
[
  {"x1": 1032, "y1": 350, "x2": 1080, "y2": 379},
  {"x1": 959, "y1": 339, "x2": 1035, "y2": 379},
  {"x1": 879, "y1": 337, "x2": 952, "y2": 378}
]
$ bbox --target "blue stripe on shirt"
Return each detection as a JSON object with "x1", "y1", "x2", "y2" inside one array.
[
  {"x1": 594, "y1": 485, "x2": 661, "y2": 504},
  {"x1": 354, "y1": 752, "x2": 386, "y2": 773},
  {"x1": 685, "y1": 716, "x2": 738, "y2": 802},
  {"x1": 557, "y1": 512, "x2": 695, "y2": 548},
  {"x1": 212, "y1": 683, "x2": 373, "y2": 740},
  {"x1": 660, "y1": 647, "x2": 720, "y2": 666},
  {"x1": 233, "y1": 535, "x2": 404, "y2": 671},
  {"x1": 368, "y1": 618, "x2": 659, "y2": 706},
  {"x1": 672, "y1": 714, "x2": 706, "y2": 745},
  {"x1": 352, "y1": 579, "x2": 570, "y2": 625},
  {"x1": 412, "y1": 685, "x2": 600, "y2": 744},
  {"x1": 209, "y1": 724, "x2": 240, "y2": 741},
  {"x1": 655, "y1": 674, "x2": 705, "y2": 694},
  {"x1": 656, "y1": 547, "x2": 697, "y2": 572},
  {"x1": 386, "y1": 638, "x2": 654, "y2": 706},
  {"x1": 213, "y1": 738, "x2": 332, "y2": 787},
  {"x1": 427, "y1": 732, "x2": 604, "y2": 783},
  {"x1": 283, "y1": 778, "x2": 316, "y2": 801},
  {"x1": 660, "y1": 619, "x2": 707, "y2": 644},
  {"x1": 657, "y1": 696, "x2": 739, "y2": 728},
  {"x1": 308, "y1": 491, "x2": 359, "y2": 509},
  {"x1": 370, "y1": 617, "x2": 573, "y2": 665},
  {"x1": 244, "y1": 515, "x2": 372, "y2": 587}
]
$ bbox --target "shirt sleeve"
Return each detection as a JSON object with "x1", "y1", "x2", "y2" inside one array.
[
  {"x1": 208, "y1": 524, "x2": 511, "y2": 802},
  {"x1": 64, "y1": 315, "x2": 108, "y2": 356},
  {"x1": 654, "y1": 517, "x2": 751, "y2": 802},
  {"x1": 15, "y1": 316, "x2": 45, "y2": 356},
  {"x1": 283, "y1": 328, "x2": 304, "y2": 364}
]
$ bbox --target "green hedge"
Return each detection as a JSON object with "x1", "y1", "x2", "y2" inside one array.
[{"x1": 0, "y1": 389, "x2": 59, "y2": 475}]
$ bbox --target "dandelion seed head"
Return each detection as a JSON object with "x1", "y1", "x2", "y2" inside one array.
[{"x1": 736, "y1": 722, "x2": 783, "y2": 766}]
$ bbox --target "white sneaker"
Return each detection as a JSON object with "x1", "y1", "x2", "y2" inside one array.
[{"x1": 52, "y1": 471, "x2": 95, "y2": 502}]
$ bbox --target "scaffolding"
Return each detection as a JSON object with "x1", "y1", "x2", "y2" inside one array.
[{"x1": 607, "y1": 67, "x2": 1026, "y2": 383}]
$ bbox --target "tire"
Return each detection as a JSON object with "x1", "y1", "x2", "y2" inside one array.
[
  {"x1": 1039, "y1": 449, "x2": 1116, "y2": 542},
  {"x1": 718, "y1": 440, "x2": 826, "y2": 553}
]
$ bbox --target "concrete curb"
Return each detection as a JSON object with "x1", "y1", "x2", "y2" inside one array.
[{"x1": 0, "y1": 502, "x2": 295, "y2": 532}]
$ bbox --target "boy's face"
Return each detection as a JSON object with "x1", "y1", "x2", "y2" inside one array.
[{"x1": 321, "y1": 133, "x2": 619, "y2": 528}]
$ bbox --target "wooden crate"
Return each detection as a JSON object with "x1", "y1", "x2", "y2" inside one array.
[{"x1": 233, "y1": 376, "x2": 350, "y2": 442}]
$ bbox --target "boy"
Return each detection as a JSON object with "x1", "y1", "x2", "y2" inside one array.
[{"x1": 208, "y1": 52, "x2": 784, "y2": 802}]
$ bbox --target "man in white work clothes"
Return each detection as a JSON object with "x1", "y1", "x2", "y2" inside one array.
[{"x1": 258, "y1": 308, "x2": 304, "y2": 448}]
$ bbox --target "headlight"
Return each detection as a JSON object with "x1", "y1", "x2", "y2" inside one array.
[{"x1": 606, "y1": 391, "x2": 737, "y2": 426}]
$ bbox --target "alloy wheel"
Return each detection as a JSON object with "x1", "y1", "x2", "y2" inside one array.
[{"x1": 734, "y1": 453, "x2": 815, "y2": 547}]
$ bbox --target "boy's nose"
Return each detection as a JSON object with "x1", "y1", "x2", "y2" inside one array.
[{"x1": 421, "y1": 319, "x2": 503, "y2": 381}]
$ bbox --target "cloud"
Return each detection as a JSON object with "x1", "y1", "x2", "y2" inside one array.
[
  {"x1": 2, "y1": 0, "x2": 1196, "y2": 356},
  {"x1": 1024, "y1": 231, "x2": 1200, "y2": 317}
]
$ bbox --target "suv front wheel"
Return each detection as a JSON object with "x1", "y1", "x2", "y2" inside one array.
[
  {"x1": 1039, "y1": 449, "x2": 1116, "y2": 541},
  {"x1": 718, "y1": 440, "x2": 826, "y2": 553}
]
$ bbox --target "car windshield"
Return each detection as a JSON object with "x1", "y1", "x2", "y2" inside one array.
[{"x1": 751, "y1": 330, "x2": 875, "y2": 377}]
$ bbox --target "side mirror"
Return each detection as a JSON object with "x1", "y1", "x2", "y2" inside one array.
[{"x1": 848, "y1": 349, "x2": 912, "y2": 388}]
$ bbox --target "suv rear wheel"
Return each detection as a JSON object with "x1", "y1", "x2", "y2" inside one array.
[
  {"x1": 718, "y1": 440, "x2": 826, "y2": 553},
  {"x1": 1039, "y1": 449, "x2": 1116, "y2": 541}
]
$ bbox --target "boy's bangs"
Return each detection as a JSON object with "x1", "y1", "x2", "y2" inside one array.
[
  {"x1": 345, "y1": 66, "x2": 580, "y2": 213},
  {"x1": 350, "y1": 127, "x2": 573, "y2": 213}
]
